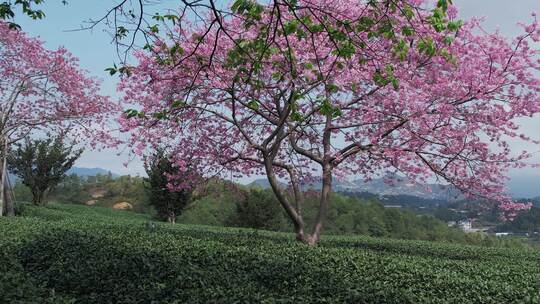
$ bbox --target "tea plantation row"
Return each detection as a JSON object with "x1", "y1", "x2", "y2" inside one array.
[{"x1": 1, "y1": 203, "x2": 540, "y2": 303}]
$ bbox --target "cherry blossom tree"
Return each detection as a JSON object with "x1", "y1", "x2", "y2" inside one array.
[
  {"x1": 0, "y1": 21, "x2": 118, "y2": 216},
  {"x1": 118, "y1": 0, "x2": 540, "y2": 244}
]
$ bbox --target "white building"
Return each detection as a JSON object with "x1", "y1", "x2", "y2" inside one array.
[{"x1": 458, "y1": 219, "x2": 472, "y2": 231}]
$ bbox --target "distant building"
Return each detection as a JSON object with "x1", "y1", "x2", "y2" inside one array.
[
  {"x1": 448, "y1": 219, "x2": 489, "y2": 233},
  {"x1": 460, "y1": 220, "x2": 488, "y2": 233},
  {"x1": 458, "y1": 219, "x2": 472, "y2": 231},
  {"x1": 383, "y1": 205, "x2": 402, "y2": 209}
]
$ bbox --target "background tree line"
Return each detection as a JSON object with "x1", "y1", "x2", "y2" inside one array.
[{"x1": 7, "y1": 141, "x2": 527, "y2": 248}]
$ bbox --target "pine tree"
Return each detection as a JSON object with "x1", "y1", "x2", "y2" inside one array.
[{"x1": 144, "y1": 150, "x2": 194, "y2": 223}]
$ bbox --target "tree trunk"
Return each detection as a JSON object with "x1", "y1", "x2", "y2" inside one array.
[
  {"x1": 295, "y1": 115, "x2": 334, "y2": 246},
  {"x1": 259, "y1": 113, "x2": 335, "y2": 246},
  {"x1": 261, "y1": 156, "x2": 336, "y2": 246},
  {"x1": 4, "y1": 175, "x2": 14, "y2": 216},
  {"x1": 263, "y1": 156, "x2": 306, "y2": 241},
  {"x1": 288, "y1": 169, "x2": 308, "y2": 242},
  {"x1": 0, "y1": 137, "x2": 6, "y2": 216},
  {"x1": 298, "y1": 115, "x2": 334, "y2": 246},
  {"x1": 168, "y1": 211, "x2": 176, "y2": 224},
  {"x1": 308, "y1": 164, "x2": 332, "y2": 245},
  {"x1": 32, "y1": 189, "x2": 43, "y2": 205}
]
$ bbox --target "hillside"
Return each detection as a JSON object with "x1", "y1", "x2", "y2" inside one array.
[
  {"x1": 66, "y1": 167, "x2": 119, "y2": 177},
  {"x1": 8, "y1": 166, "x2": 118, "y2": 183},
  {"x1": 248, "y1": 175, "x2": 540, "y2": 200},
  {"x1": 1, "y1": 203, "x2": 540, "y2": 303},
  {"x1": 248, "y1": 176, "x2": 463, "y2": 200}
]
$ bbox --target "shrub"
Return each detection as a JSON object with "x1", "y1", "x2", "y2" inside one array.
[{"x1": 226, "y1": 188, "x2": 288, "y2": 231}]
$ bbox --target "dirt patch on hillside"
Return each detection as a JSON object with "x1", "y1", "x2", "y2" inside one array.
[
  {"x1": 112, "y1": 202, "x2": 133, "y2": 210},
  {"x1": 85, "y1": 200, "x2": 97, "y2": 206},
  {"x1": 89, "y1": 188, "x2": 108, "y2": 199}
]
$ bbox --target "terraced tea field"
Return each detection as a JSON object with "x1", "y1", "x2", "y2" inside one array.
[{"x1": 1, "y1": 203, "x2": 539, "y2": 303}]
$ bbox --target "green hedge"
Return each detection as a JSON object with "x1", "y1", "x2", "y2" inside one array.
[{"x1": 1, "y1": 204, "x2": 540, "y2": 303}]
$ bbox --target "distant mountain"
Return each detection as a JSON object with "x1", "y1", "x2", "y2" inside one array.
[
  {"x1": 507, "y1": 176, "x2": 540, "y2": 199},
  {"x1": 67, "y1": 167, "x2": 119, "y2": 177},
  {"x1": 247, "y1": 179, "x2": 285, "y2": 189},
  {"x1": 8, "y1": 167, "x2": 119, "y2": 184},
  {"x1": 334, "y1": 178, "x2": 462, "y2": 201},
  {"x1": 247, "y1": 176, "x2": 462, "y2": 201},
  {"x1": 247, "y1": 173, "x2": 540, "y2": 200},
  {"x1": 247, "y1": 179, "x2": 271, "y2": 189}
]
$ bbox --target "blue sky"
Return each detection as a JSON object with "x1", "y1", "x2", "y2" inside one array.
[{"x1": 12, "y1": 0, "x2": 540, "y2": 194}]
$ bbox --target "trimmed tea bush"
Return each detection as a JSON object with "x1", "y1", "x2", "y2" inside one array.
[{"x1": 1, "y1": 203, "x2": 540, "y2": 303}]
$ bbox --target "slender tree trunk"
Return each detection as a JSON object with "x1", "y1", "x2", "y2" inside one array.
[
  {"x1": 259, "y1": 112, "x2": 336, "y2": 245},
  {"x1": 0, "y1": 136, "x2": 6, "y2": 216},
  {"x1": 32, "y1": 189, "x2": 43, "y2": 205},
  {"x1": 263, "y1": 156, "x2": 306, "y2": 241},
  {"x1": 40, "y1": 193, "x2": 44, "y2": 205},
  {"x1": 3, "y1": 138, "x2": 15, "y2": 216},
  {"x1": 4, "y1": 175, "x2": 14, "y2": 216},
  {"x1": 302, "y1": 114, "x2": 334, "y2": 245},
  {"x1": 307, "y1": 164, "x2": 332, "y2": 245},
  {"x1": 298, "y1": 114, "x2": 334, "y2": 245},
  {"x1": 288, "y1": 168, "x2": 307, "y2": 242},
  {"x1": 34, "y1": 187, "x2": 50, "y2": 205},
  {"x1": 262, "y1": 153, "x2": 335, "y2": 245},
  {"x1": 168, "y1": 211, "x2": 176, "y2": 224}
]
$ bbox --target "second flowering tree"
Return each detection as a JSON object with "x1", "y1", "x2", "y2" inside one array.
[{"x1": 0, "y1": 21, "x2": 118, "y2": 215}]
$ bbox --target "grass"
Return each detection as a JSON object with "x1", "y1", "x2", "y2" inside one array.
[{"x1": 2, "y1": 203, "x2": 540, "y2": 303}]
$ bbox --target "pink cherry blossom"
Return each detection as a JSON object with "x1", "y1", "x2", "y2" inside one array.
[
  {"x1": 0, "y1": 21, "x2": 119, "y2": 147},
  {"x1": 118, "y1": 0, "x2": 540, "y2": 242}
]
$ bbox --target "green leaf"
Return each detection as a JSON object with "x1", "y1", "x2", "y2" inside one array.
[
  {"x1": 373, "y1": 70, "x2": 388, "y2": 86},
  {"x1": 319, "y1": 98, "x2": 342, "y2": 118},
  {"x1": 437, "y1": 0, "x2": 449, "y2": 11},
  {"x1": 401, "y1": 26, "x2": 414, "y2": 36},
  {"x1": 357, "y1": 16, "x2": 374, "y2": 32},
  {"x1": 124, "y1": 109, "x2": 139, "y2": 119},
  {"x1": 248, "y1": 100, "x2": 260, "y2": 110},
  {"x1": 447, "y1": 20, "x2": 463, "y2": 32},
  {"x1": 171, "y1": 100, "x2": 185, "y2": 108},
  {"x1": 417, "y1": 38, "x2": 436, "y2": 56},
  {"x1": 309, "y1": 23, "x2": 324, "y2": 33},
  {"x1": 391, "y1": 78, "x2": 400, "y2": 90},
  {"x1": 283, "y1": 20, "x2": 299, "y2": 35},
  {"x1": 326, "y1": 83, "x2": 339, "y2": 94},
  {"x1": 291, "y1": 111, "x2": 303, "y2": 121},
  {"x1": 149, "y1": 24, "x2": 159, "y2": 33},
  {"x1": 443, "y1": 36, "x2": 454, "y2": 45},
  {"x1": 303, "y1": 62, "x2": 314, "y2": 70},
  {"x1": 105, "y1": 64, "x2": 118, "y2": 76},
  {"x1": 153, "y1": 111, "x2": 168, "y2": 120},
  {"x1": 335, "y1": 42, "x2": 355, "y2": 59},
  {"x1": 170, "y1": 43, "x2": 184, "y2": 56},
  {"x1": 116, "y1": 26, "x2": 129, "y2": 39}
]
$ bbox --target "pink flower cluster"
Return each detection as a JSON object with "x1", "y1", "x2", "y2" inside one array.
[
  {"x1": 118, "y1": 0, "x2": 540, "y2": 215},
  {"x1": 0, "y1": 21, "x2": 119, "y2": 146}
]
